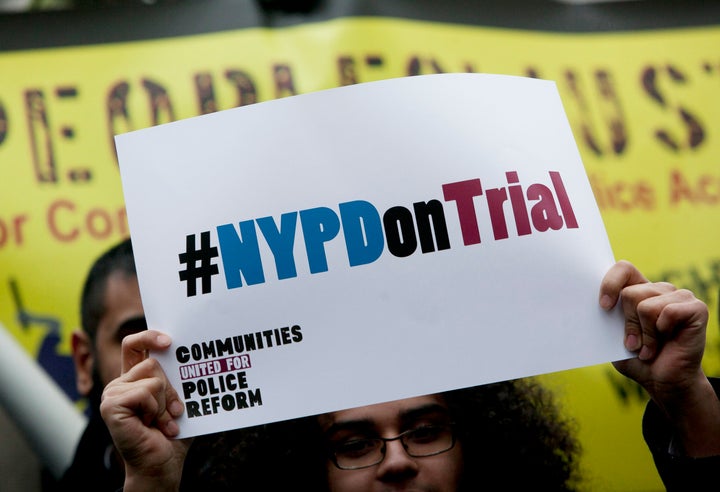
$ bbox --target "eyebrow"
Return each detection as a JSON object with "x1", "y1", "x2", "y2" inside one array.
[
  {"x1": 114, "y1": 316, "x2": 148, "y2": 337},
  {"x1": 399, "y1": 403, "x2": 451, "y2": 426},
  {"x1": 324, "y1": 403, "x2": 451, "y2": 437}
]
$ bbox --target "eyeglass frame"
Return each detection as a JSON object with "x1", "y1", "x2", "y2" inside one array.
[{"x1": 327, "y1": 423, "x2": 457, "y2": 470}]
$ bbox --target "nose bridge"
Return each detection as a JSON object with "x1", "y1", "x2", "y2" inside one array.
[
  {"x1": 384, "y1": 432, "x2": 407, "y2": 449},
  {"x1": 375, "y1": 436, "x2": 419, "y2": 482},
  {"x1": 379, "y1": 435, "x2": 416, "y2": 468}
]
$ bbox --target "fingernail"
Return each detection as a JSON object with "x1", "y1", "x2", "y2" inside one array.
[
  {"x1": 166, "y1": 419, "x2": 179, "y2": 436},
  {"x1": 625, "y1": 334, "x2": 640, "y2": 352},
  {"x1": 157, "y1": 334, "x2": 171, "y2": 346},
  {"x1": 600, "y1": 295, "x2": 614, "y2": 310},
  {"x1": 169, "y1": 400, "x2": 184, "y2": 417},
  {"x1": 638, "y1": 345, "x2": 652, "y2": 361}
]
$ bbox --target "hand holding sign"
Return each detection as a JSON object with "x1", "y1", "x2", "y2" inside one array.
[
  {"x1": 100, "y1": 331, "x2": 190, "y2": 492},
  {"x1": 600, "y1": 261, "x2": 720, "y2": 459}
]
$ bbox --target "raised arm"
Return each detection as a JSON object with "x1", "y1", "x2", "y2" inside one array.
[
  {"x1": 600, "y1": 260, "x2": 720, "y2": 458},
  {"x1": 100, "y1": 330, "x2": 190, "y2": 492}
]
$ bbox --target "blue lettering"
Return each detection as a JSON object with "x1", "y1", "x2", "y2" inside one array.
[
  {"x1": 217, "y1": 221, "x2": 265, "y2": 288},
  {"x1": 339, "y1": 200, "x2": 384, "y2": 266},
  {"x1": 299, "y1": 207, "x2": 340, "y2": 274},
  {"x1": 257, "y1": 212, "x2": 298, "y2": 280}
]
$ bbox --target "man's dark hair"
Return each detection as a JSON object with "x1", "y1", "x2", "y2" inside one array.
[
  {"x1": 80, "y1": 238, "x2": 136, "y2": 342},
  {"x1": 180, "y1": 379, "x2": 581, "y2": 491}
]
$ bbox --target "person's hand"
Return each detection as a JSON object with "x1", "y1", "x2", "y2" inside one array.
[
  {"x1": 600, "y1": 260, "x2": 720, "y2": 457},
  {"x1": 100, "y1": 330, "x2": 191, "y2": 492},
  {"x1": 600, "y1": 260, "x2": 707, "y2": 397}
]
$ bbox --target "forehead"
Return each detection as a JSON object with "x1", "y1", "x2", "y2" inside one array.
[
  {"x1": 318, "y1": 394, "x2": 448, "y2": 430},
  {"x1": 97, "y1": 271, "x2": 144, "y2": 334}
]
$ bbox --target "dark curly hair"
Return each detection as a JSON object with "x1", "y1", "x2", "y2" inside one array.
[{"x1": 181, "y1": 378, "x2": 581, "y2": 491}]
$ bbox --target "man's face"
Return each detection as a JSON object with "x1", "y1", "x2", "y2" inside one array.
[
  {"x1": 72, "y1": 271, "x2": 147, "y2": 396},
  {"x1": 73, "y1": 271, "x2": 147, "y2": 401},
  {"x1": 91, "y1": 271, "x2": 146, "y2": 387},
  {"x1": 318, "y1": 394, "x2": 463, "y2": 492}
]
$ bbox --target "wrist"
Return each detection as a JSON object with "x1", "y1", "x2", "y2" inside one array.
[{"x1": 654, "y1": 372, "x2": 720, "y2": 457}]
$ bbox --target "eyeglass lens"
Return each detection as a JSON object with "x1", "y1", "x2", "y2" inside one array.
[{"x1": 332, "y1": 425, "x2": 455, "y2": 470}]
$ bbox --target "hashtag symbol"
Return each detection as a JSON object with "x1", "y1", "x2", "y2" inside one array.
[{"x1": 178, "y1": 231, "x2": 219, "y2": 297}]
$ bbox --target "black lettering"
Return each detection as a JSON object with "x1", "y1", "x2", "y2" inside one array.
[
  {"x1": 225, "y1": 69, "x2": 257, "y2": 107},
  {"x1": 273, "y1": 64, "x2": 296, "y2": 98},
  {"x1": 413, "y1": 200, "x2": 450, "y2": 253},
  {"x1": 563, "y1": 69, "x2": 627, "y2": 157},
  {"x1": 280, "y1": 326, "x2": 292, "y2": 344},
  {"x1": 236, "y1": 371, "x2": 248, "y2": 389},
  {"x1": 216, "y1": 337, "x2": 233, "y2": 356},
  {"x1": 187, "y1": 401, "x2": 201, "y2": 418},
  {"x1": 236, "y1": 391, "x2": 248, "y2": 409},
  {"x1": 383, "y1": 206, "x2": 417, "y2": 257},
  {"x1": 25, "y1": 89, "x2": 57, "y2": 183},
  {"x1": 194, "y1": 72, "x2": 217, "y2": 115},
  {"x1": 202, "y1": 341, "x2": 217, "y2": 359},
  {"x1": 226, "y1": 373, "x2": 237, "y2": 391},
  {"x1": 595, "y1": 69, "x2": 627, "y2": 155},
  {"x1": 233, "y1": 335, "x2": 245, "y2": 352},
  {"x1": 107, "y1": 81, "x2": 131, "y2": 163},
  {"x1": 641, "y1": 65, "x2": 705, "y2": 152},
  {"x1": 406, "y1": 56, "x2": 444, "y2": 76},
  {"x1": 207, "y1": 377, "x2": 221, "y2": 395},
  {"x1": 249, "y1": 388, "x2": 262, "y2": 406},
  {"x1": 142, "y1": 78, "x2": 175, "y2": 125},
  {"x1": 176, "y1": 345, "x2": 190, "y2": 363},
  {"x1": 182, "y1": 381, "x2": 196, "y2": 399},
  {"x1": 221, "y1": 394, "x2": 235, "y2": 411},
  {"x1": 244, "y1": 333, "x2": 256, "y2": 351},
  {"x1": 0, "y1": 99, "x2": 8, "y2": 145},
  {"x1": 338, "y1": 56, "x2": 357, "y2": 86}
]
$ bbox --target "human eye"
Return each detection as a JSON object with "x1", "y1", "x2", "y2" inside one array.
[
  {"x1": 406, "y1": 424, "x2": 446, "y2": 444},
  {"x1": 115, "y1": 317, "x2": 147, "y2": 343},
  {"x1": 334, "y1": 438, "x2": 379, "y2": 458}
]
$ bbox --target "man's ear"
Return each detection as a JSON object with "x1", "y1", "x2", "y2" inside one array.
[{"x1": 71, "y1": 330, "x2": 94, "y2": 397}]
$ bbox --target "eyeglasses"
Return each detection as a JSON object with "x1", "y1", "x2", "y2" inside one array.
[{"x1": 328, "y1": 424, "x2": 456, "y2": 470}]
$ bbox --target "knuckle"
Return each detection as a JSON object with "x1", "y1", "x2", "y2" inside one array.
[
  {"x1": 635, "y1": 297, "x2": 656, "y2": 317},
  {"x1": 675, "y1": 288, "x2": 698, "y2": 300},
  {"x1": 620, "y1": 283, "x2": 644, "y2": 300},
  {"x1": 121, "y1": 332, "x2": 140, "y2": 350},
  {"x1": 692, "y1": 297, "x2": 709, "y2": 312},
  {"x1": 654, "y1": 281, "x2": 677, "y2": 292},
  {"x1": 146, "y1": 357, "x2": 162, "y2": 371}
]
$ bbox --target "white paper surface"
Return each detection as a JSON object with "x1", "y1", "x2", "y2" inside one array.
[{"x1": 116, "y1": 73, "x2": 628, "y2": 438}]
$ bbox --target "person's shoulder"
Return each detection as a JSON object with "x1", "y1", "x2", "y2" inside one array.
[{"x1": 57, "y1": 414, "x2": 124, "y2": 491}]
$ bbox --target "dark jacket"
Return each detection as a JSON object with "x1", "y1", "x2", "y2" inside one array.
[
  {"x1": 643, "y1": 377, "x2": 720, "y2": 491},
  {"x1": 56, "y1": 412, "x2": 124, "y2": 492}
]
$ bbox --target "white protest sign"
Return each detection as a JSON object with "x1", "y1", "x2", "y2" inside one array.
[{"x1": 116, "y1": 73, "x2": 628, "y2": 438}]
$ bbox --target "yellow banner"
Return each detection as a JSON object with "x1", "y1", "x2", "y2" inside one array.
[{"x1": 2, "y1": 17, "x2": 719, "y2": 490}]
